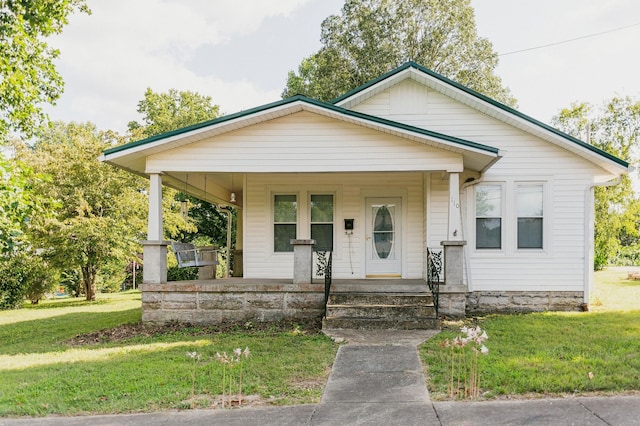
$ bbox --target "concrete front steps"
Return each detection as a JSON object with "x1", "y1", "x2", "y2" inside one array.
[{"x1": 322, "y1": 281, "x2": 440, "y2": 330}]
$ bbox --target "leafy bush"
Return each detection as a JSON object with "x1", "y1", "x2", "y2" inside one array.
[
  {"x1": 60, "y1": 269, "x2": 82, "y2": 297},
  {"x1": 612, "y1": 244, "x2": 640, "y2": 266},
  {"x1": 167, "y1": 265, "x2": 198, "y2": 281},
  {"x1": 0, "y1": 253, "x2": 57, "y2": 308}
]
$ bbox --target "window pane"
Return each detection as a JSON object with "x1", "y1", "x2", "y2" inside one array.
[
  {"x1": 312, "y1": 224, "x2": 333, "y2": 251},
  {"x1": 518, "y1": 218, "x2": 543, "y2": 249},
  {"x1": 274, "y1": 195, "x2": 296, "y2": 222},
  {"x1": 274, "y1": 224, "x2": 296, "y2": 252},
  {"x1": 475, "y1": 185, "x2": 501, "y2": 217},
  {"x1": 517, "y1": 185, "x2": 543, "y2": 217},
  {"x1": 311, "y1": 194, "x2": 333, "y2": 222},
  {"x1": 476, "y1": 218, "x2": 501, "y2": 249}
]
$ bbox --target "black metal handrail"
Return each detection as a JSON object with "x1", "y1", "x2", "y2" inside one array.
[
  {"x1": 427, "y1": 247, "x2": 443, "y2": 316},
  {"x1": 316, "y1": 251, "x2": 333, "y2": 318}
]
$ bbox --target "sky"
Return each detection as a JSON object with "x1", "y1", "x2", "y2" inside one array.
[{"x1": 47, "y1": 0, "x2": 640, "y2": 135}]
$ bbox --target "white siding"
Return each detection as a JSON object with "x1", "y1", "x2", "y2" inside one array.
[
  {"x1": 244, "y1": 172, "x2": 425, "y2": 280},
  {"x1": 146, "y1": 111, "x2": 462, "y2": 173},
  {"x1": 355, "y1": 79, "x2": 604, "y2": 292}
]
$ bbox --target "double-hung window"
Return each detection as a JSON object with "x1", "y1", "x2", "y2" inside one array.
[
  {"x1": 274, "y1": 194, "x2": 297, "y2": 252},
  {"x1": 310, "y1": 194, "x2": 334, "y2": 252},
  {"x1": 475, "y1": 185, "x2": 502, "y2": 249},
  {"x1": 517, "y1": 184, "x2": 544, "y2": 249}
]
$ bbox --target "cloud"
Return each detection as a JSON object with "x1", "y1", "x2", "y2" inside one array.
[{"x1": 48, "y1": 0, "x2": 311, "y2": 132}]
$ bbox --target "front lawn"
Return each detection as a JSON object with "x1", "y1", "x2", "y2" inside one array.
[
  {"x1": 0, "y1": 292, "x2": 337, "y2": 417},
  {"x1": 421, "y1": 268, "x2": 640, "y2": 399}
]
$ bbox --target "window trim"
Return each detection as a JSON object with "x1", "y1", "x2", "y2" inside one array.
[
  {"x1": 474, "y1": 183, "x2": 504, "y2": 251},
  {"x1": 272, "y1": 193, "x2": 298, "y2": 253},
  {"x1": 515, "y1": 182, "x2": 545, "y2": 251},
  {"x1": 309, "y1": 193, "x2": 335, "y2": 252}
]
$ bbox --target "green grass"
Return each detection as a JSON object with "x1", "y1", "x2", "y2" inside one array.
[
  {"x1": 421, "y1": 268, "x2": 640, "y2": 400},
  {"x1": 0, "y1": 292, "x2": 337, "y2": 417}
]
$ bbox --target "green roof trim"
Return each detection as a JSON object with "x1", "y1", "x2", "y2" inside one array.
[
  {"x1": 103, "y1": 96, "x2": 306, "y2": 156},
  {"x1": 103, "y1": 93, "x2": 499, "y2": 157},
  {"x1": 332, "y1": 61, "x2": 629, "y2": 169}
]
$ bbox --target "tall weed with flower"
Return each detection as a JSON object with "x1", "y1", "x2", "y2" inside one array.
[
  {"x1": 440, "y1": 326, "x2": 489, "y2": 399},
  {"x1": 215, "y1": 347, "x2": 250, "y2": 407},
  {"x1": 185, "y1": 351, "x2": 202, "y2": 409}
]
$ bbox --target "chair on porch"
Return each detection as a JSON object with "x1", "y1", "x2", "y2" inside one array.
[{"x1": 170, "y1": 242, "x2": 218, "y2": 268}]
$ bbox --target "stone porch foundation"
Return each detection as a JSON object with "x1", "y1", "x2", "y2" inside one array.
[
  {"x1": 439, "y1": 290, "x2": 584, "y2": 317},
  {"x1": 140, "y1": 280, "x2": 325, "y2": 325}
]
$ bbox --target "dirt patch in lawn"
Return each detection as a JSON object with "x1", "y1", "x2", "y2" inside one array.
[{"x1": 66, "y1": 318, "x2": 323, "y2": 345}]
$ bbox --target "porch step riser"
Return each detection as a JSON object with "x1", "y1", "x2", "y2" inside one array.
[
  {"x1": 328, "y1": 293, "x2": 433, "y2": 306},
  {"x1": 326, "y1": 305, "x2": 436, "y2": 319},
  {"x1": 323, "y1": 317, "x2": 440, "y2": 330}
]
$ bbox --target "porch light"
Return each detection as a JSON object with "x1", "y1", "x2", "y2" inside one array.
[{"x1": 230, "y1": 192, "x2": 237, "y2": 203}]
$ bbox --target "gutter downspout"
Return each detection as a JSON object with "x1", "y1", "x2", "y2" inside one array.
[
  {"x1": 583, "y1": 176, "x2": 624, "y2": 306},
  {"x1": 458, "y1": 173, "x2": 486, "y2": 292}
]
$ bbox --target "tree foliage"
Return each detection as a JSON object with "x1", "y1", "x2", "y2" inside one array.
[
  {"x1": 128, "y1": 88, "x2": 221, "y2": 137},
  {"x1": 18, "y1": 122, "x2": 148, "y2": 300},
  {"x1": 0, "y1": 154, "x2": 49, "y2": 254},
  {"x1": 553, "y1": 97, "x2": 640, "y2": 270},
  {"x1": 0, "y1": 0, "x2": 89, "y2": 140},
  {"x1": 283, "y1": 0, "x2": 515, "y2": 105}
]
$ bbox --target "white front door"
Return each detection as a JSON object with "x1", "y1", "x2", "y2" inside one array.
[{"x1": 365, "y1": 197, "x2": 402, "y2": 277}]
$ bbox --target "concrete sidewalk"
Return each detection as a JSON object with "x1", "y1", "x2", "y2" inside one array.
[{"x1": 2, "y1": 330, "x2": 639, "y2": 425}]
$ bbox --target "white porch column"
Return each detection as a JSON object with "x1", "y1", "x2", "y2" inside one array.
[
  {"x1": 447, "y1": 172, "x2": 463, "y2": 240},
  {"x1": 148, "y1": 173, "x2": 163, "y2": 240},
  {"x1": 142, "y1": 173, "x2": 169, "y2": 284}
]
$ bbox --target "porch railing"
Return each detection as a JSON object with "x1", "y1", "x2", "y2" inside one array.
[
  {"x1": 315, "y1": 251, "x2": 333, "y2": 318},
  {"x1": 427, "y1": 247, "x2": 443, "y2": 316}
]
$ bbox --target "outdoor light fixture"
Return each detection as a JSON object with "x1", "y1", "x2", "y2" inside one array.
[{"x1": 230, "y1": 192, "x2": 236, "y2": 203}]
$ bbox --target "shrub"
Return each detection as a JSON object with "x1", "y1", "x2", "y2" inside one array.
[{"x1": 0, "y1": 253, "x2": 57, "y2": 308}]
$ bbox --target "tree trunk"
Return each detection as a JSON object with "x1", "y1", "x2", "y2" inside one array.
[{"x1": 81, "y1": 264, "x2": 97, "y2": 301}]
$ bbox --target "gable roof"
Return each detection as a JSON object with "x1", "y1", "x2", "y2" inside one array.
[
  {"x1": 100, "y1": 95, "x2": 501, "y2": 175},
  {"x1": 333, "y1": 61, "x2": 629, "y2": 175}
]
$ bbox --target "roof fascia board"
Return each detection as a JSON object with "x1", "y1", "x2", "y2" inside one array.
[
  {"x1": 102, "y1": 96, "x2": 309, "y2": 158},
  {"x1": 334, "y1": 61, "x2": 629, "y2": 172},
  {"x1": 102, "y1": 93, "x2": 499, "y2": 163}
]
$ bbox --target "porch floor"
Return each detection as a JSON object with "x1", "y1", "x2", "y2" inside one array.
[{"x1": 161, "y1": 277, "x2": 430, "y2": 293}]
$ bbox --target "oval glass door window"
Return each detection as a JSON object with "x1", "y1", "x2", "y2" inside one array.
[{"x1": 373, "y1": 205, "x2": 394, "y2": 259}]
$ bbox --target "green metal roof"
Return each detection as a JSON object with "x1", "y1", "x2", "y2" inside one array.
[
  {"x1": 103, "y1": 93, "x2": 499, "y2": 157},
  {"x1": 332, "y1": 61, "x2": 629, "y2": 169}
]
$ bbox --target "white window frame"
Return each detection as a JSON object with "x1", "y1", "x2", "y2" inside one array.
[
  {"x1": 309, "y1": 193, "x2": 335, "y2": 253},
  {"x1": 515, "y1": 182, "x2": 546, "y2": 251},
  {"x1": 473, "y1": 183, "x2": 505, "y2": 252},
  {"x1": 272, "y1": 193, "x2": 298, "y2": 254}
]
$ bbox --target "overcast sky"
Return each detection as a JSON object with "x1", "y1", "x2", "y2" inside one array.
[{"x1": 47, "y1": 0, "x2": 640, "y2": 135}]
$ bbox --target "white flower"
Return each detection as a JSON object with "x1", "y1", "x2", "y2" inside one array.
[{"x1": 480, "y1": 345, "x2": 489, "y2": 355}]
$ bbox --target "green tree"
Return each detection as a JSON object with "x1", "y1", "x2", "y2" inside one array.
[
  {"x1": 283, "y1": 0, "x2": 515, "y2": 105},
  {"x1": 553, "y1": 97, "x2": 640, "y2": 270},
  {"x1": 0, "y1": 154, "x2": 48, "y2": 254},
  {"x1": 19, "y1": 122, "x2": 149, "y2": 301},
  {"x1": 128, "y1": 88, "x2": 221, "y2": 137},
  {"x1": 0, "y1": 0, "x2": 89, "y2": 140}
]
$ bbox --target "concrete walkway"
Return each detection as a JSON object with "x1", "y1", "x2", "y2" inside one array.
[{"x1": 2, "y1": 330, "x2": 639, "y2": 426}]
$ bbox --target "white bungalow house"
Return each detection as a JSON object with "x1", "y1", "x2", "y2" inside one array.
[{"x1": 100, "y1": 62, "x2": 630, "y2": 328}]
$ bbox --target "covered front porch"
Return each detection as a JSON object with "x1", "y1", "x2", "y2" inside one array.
[{"x1": 99, "y1": 96, "x2": 503, "y2": 326}]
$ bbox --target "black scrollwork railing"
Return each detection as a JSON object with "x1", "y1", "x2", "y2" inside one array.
[
  {"x1": 316, "y1": 251, "x2": 333, "y2": 318},
  {"x1": 427, "y1": 247, "x2": 443, "y2": 316}
]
